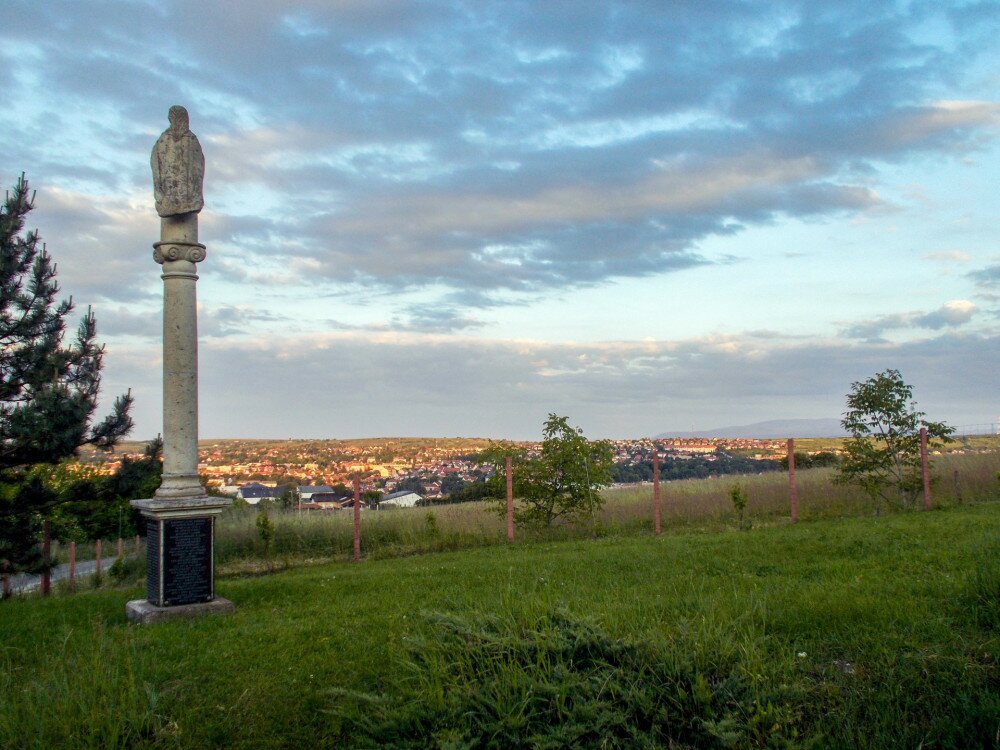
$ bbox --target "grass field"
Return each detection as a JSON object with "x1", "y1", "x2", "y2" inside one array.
[
  {"x1": 205, "y1": 450, "x2": 1000, "y2": 575},
  {"x1": 792, "y1": 434, "x2": 1000, "y2": 455},
  {"x1": 3, "y1": 497, "x2": 1000, "y2": 748}
]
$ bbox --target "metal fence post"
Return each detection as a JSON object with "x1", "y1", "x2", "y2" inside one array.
[
  {"x1": 506, "y1": 456, "x2": 514, "y2": 543},
  {"x1": 920, "y1": 427, "x2": 931, "y2": 510},
  {"x1": 353, "y1": 477, "x2": 361, "y2": 562},
  {"x1": 653, "y1": 450, "x2": 662, "y2": 536},
  {"x1": 41, "y1": 520, "x2": 51, "y2": 596},
  {"x1": 69, "y1": 541, "x2": 76, "y2": 593},
  {"x1": 787, "y1": 438, "x2": 798, "y2": 523}
]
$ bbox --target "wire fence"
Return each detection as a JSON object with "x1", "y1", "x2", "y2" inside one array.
[
  {"x1": 9, "y1": 438, "x2": 1000, "y2": 604},
  {"x1": 951, "y1": 423, "x2": 999, "y2": 438}
]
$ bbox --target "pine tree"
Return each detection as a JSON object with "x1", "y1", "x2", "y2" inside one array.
[{"x1": 1, "y1": 174, "x2": 134, "y2": 578}]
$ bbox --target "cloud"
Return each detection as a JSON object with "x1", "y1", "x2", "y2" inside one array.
[
  {"x1": 6, "y1": 1, "x2": 1000, "y2": 442},
  {"x1": 116, "y1": 328, "x2": 990, "y2": 439},
  {"x1": 924, "y1": 250, "x2": 972, "y2": 263},
  {"x1": 3, "y1": 1, "x2": 998, "y2": 306},
  {"x1": 391, "y1": 307, "x2": 485, "y2": 334},
  {"x1": 969, "y1": 264, "x2": 1000, "y2": 287},
  {"x1": 15, "y1": 181, "x2": 160, "y2": 307},
  {"x1": 97, "y1": 307, "x2": 159, "y2": 338},
  {"x1": 841, "y1": 300, "x2": 978, "y2": 341},
  {"x1": 876, "y1": 101, "x2": 1000, "y2": 153}
]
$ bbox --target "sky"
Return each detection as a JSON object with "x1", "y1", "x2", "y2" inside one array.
[{"x1": 1, "y1": 0, "x2": 999, "y2": 441}]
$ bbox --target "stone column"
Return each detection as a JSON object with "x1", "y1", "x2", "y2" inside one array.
[
  {"x1": 127, "y1": 106, "x2": 233, "y2": 625},
  {"x1": 154, "y1": 213, "x2": 205, "y2": 499}
]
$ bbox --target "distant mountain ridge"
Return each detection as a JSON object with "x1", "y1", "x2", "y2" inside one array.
[{"x1": 657, "y1": 418, "x2": 846, "y2": 439}]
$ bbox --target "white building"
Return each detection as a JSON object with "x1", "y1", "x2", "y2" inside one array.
[{"x1": 382, "y1": 490, "x2": 422, "y2": 508}]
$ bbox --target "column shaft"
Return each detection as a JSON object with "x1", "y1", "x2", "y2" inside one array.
[{"x1": 155, "y1": 214, "x2": 204, "y2": 499}]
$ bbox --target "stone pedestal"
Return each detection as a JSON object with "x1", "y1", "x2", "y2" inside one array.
[{"x1": 127, "y1": 496, "x2": 232, "y2": 624}]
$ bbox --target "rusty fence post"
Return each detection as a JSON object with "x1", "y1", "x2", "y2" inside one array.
[
  {"x1": 787, "y1": 438, "x2": 799, "y2": 523},
  {"x1": 506, "y1": 456, "x2": 514, "y2": 543},
  {"x1": 920, "y1": 427, "x2": 931, "y2": 510},
  {"x1": 69, "y1": 541, "x2": 76, "y2": 593},
  {"x1": 41, "y1": 520, "x2": 51, "y2": 597},
  {"x1": 352, "y1": 477, "x2": 361, "y2": 562},
  {"x1": 95, "y1": 539, "x2": 102, "y2": 577},
  {"x1": 653, "y1": 451, "x2": 662, "y2": 536},
  {"x1": 134, "y1": 534, "x2": 141, "y2": 555},
  {"x1": 117, "y1": 537, "x2": 124, "y2": 559}
]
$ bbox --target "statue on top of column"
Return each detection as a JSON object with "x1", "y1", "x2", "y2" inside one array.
[{"x1": 151, "y1": 105, "x2": 205, "y2": 217}]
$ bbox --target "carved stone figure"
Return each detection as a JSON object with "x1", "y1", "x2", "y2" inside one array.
[{"x1": 151, "y1": 105, "x2": 205, "y2": 217}]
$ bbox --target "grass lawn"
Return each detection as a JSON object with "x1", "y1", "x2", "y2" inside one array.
[{"x1": 3, "y1": 503, "x2": 1000, "y2": 748}]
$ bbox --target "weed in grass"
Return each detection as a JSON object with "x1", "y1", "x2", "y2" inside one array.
[
  {"x1": 108, "y1": 554, "x2": 145, "y2": 586},
  {"x1": 328, "y1": 608, "x2": 803, "y2": 749},
  {"x1": 423, "y1": 511, "x2": 440, "y2": 538}
]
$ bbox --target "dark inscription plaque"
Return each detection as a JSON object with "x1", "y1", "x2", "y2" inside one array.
[
  {"x1": 162, "y1": 517, "x2": 213, "y2": 606},
  {"x1": 146, "y1": 520, "x2": 161, "y2": 604}
]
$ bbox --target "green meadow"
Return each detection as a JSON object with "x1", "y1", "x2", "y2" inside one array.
[{"x1": 3, "y1": 499, "x2": 1000, "y2": 747}]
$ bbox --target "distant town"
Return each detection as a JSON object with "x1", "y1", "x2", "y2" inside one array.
[
  {"x1": 68, "y1": 432, "x2": 996, "y2": 511},
  {"x1": 73, "y1": 436, "x2": 790, "y2": 501}
]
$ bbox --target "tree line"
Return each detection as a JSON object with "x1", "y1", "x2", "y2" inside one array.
[{"x1": 612, "y1": 452, "x2": 782, "y2": 484}]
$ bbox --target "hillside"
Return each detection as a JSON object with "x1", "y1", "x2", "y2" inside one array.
[
  {"x1": 657, "y1": 418, "x2": 847, "y2": 439},
  {"x1": 3, "y1": 503, "x2": 999, "y2": 747}
]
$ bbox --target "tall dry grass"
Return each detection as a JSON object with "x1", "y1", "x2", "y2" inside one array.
[
  {"x1": 216, "y1": 500, "x2": 508, "y2": 571},
  {"x1": 214, "y1": 451, "x2": 999, "y2": 570},
  {"x1": 602, "y1": 450, "x2": 999, "y2": 530}
]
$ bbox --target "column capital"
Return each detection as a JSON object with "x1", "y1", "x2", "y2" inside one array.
[{"x1": 154, "y1": 240, "x2": 206, "y2": 265}]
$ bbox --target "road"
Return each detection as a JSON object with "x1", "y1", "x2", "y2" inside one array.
[{"x1": 8, "y1": 556, "x2": 122, "y2": 594}]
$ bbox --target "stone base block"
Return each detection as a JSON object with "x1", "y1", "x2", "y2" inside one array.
[{"x1": 126, "y1": 597, "x2": 235, "y2": 625}]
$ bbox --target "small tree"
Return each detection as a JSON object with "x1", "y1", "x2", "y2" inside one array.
[
  {"x1": 0, "y1": 175, "x2": 133, "y2": 577},
  {"x1": 836, "y1": 369, "x2": 953, "y2": 515},
  {"x1": 256, "y1": 509, "x2": 275, "y2": 569},
  {"x1": 728, "y1": 484, "x2": 749, "y2": 530},
  {"x1": 483, "y1": 414, "x2": 613, "y2": 527}
]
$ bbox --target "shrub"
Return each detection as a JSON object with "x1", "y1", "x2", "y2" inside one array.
[
  {"x1": 256, "y1": 510, "x2": 275, "y2": 569},
  {"x1": 483, "y1": 414, "x2": 614, "y2": 528},
  {"x1": 729, "y1": 484, "x2": 749, "y2": 530}
]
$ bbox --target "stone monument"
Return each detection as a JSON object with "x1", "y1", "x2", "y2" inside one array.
[{"x1": 126, "y1": 106, "x2": 234, "y2": 624}]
